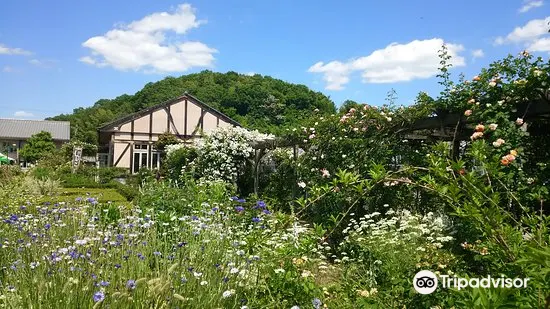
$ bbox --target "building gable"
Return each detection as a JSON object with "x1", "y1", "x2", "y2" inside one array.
[{"x1": 98, "y1": 93, "x2": 240, "y2": 137}]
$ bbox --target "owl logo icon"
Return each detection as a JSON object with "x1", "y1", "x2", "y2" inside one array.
[{"x1": 413, "y1": 270, "x2": 438, "y2": 294}]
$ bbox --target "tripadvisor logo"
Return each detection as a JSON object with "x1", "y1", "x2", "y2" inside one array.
[
  {"x1": 413, "y1": 270, "x2": 530, "y2": 294},
  {"x1": 413, "y1": 270, "x2": 438, "y2": 294}
]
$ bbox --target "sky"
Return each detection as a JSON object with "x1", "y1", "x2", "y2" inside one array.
[{"x1": 0, "y1": 0, "x2": 549, "y2": 120}]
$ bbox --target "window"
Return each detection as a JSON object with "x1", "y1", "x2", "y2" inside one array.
[
  {"x1": 134, "y1": 144, "x2": 148, "y2": 150},
  {"x1": 131, "y1": 143, "x2": 161, "y2": 173}
]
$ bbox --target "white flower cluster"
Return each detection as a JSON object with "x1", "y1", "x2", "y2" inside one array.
[
  {"x1": 342, "y1": 209, "x2": 454, "y2": 253},
  {"x1": 194, "y1": 126, "x2": 274, "y2": 182},
  {"x1": 165, "y1": 143, "x2": 186, "y2": 158}
]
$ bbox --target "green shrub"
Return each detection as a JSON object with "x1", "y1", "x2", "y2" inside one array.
[
  {"x1": 0, "y1": 165, "x2": 22, "y2": 185},
  {"x1": 108, "y1": 180, "x2": 139, "y2": 201},
  {"x1": 162, "y1": 144, "x2": 198, "y2": 181},
  {"x1": 21, "y1": 175, "x2": 60, "y2": 196}
]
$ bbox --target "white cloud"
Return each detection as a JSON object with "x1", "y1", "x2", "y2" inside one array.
[
  {"x1": 244, "y1": 71, "x2": 256, "y2": 76},
  {"x1": 2, "y1": 66, "x2": 21, "y2": 73},
  {"x1": 308, "y1": 38, "x2": 466, "y2": 90},
  {"x1": 495, "y1": 17, "x2": 550, "y2": 45},
  {"x1": 13, "y1": 111, "x2": 34, "y2": 118},
  {"x1": 528, "y1": 37, "x2": 550, "y2": 51},
  {"x1": 29, "y1": 59, "x2": 57, "y2": 69},
  {"x1": 495, "y1": 17, "x2": 550, "y2": 53},
  {"x1": 80, "y1": 4, "x2": 216, "y2": 73},
  {"x1": 472, "y1": 49, "x2": 485, "y2": 58},
  {"x1": 308, "y1": 60, "x2": 350, "y2": 90},
  {"x1": 519, "y1": 0, "x2": 544, "y2": 13},
  {"x1": 0, "y1": 44, "x2": 31, "y2": 55}
]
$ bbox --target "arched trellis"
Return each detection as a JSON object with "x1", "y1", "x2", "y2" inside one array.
[
  {"x1": 248, "y1": 98, "x2": 550, "y2": 195},
  {"x1": 250, "y1": 138, "x2": 301, "y2": 196},
  {"x1": 396, "y1": 99, "x2": 550, "y2": 158}
]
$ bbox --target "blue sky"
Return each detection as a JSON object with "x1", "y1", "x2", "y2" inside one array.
[{"x1": 0, "y1": 0, "x2": 549, "y2": 119}]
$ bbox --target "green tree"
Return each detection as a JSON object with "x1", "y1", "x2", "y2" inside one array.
[
  {"x1": 48, "y1": 71, "x2": 336, "y2": 144},
  {"x1": 154, "y1": 132, "x2": 180, "y2": 151},
  {"x1": 19, "y1": 131, "x2": 57, "y2": 163}
]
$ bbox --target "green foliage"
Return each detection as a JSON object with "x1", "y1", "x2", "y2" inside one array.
[
  {"x1": 60, "y1": 140, "x2": 98, "y2": 159},
  {"x1": 154, "y1": 132, "x2": 180, "y2": 152},
  {"x1": 19, "y1": 131, "x2": 57, "y2": 163},
  {"x1": 48, "y1": 71, "x2": 336, "y2": 143},
  {"x1": 162, "y1": 144, "x2": 197, "y2": 182},
  {"x1": 0, "y1": 165, "x2": 21, "y2": 187}
]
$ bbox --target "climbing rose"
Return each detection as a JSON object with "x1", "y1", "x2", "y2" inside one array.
[
  {"x1": 470, "y1": 132, "x2": 484, "y2": 140},
  {"x1": 493, "y1": 138, "x2": 505, "y2": 148},
  {"x1": 464, "y1": 110, "x2": 472, "y2": 116},
  {"x1": 488, "y1": 123, "x2": 498, "y2": 131},
  {"x1": 475, "y1": 124, "x2": 485, "y2": 132},
  {"x1": 516, "y1": 118, "x2": 524, "y2": 125}
]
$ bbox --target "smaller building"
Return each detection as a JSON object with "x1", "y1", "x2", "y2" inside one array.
[
  {"x1": 0, "y1": 118, "x2": 71, "y2": 165},
  {"x1": 98, "y1": 93, "x2": 240, "y2": 172}
]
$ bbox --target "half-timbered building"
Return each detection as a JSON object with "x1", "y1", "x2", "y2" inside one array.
[{"x1": 97, "y1": 93, "x2": 240, "y2": 173}]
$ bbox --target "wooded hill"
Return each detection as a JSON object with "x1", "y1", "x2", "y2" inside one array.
[{"x1": 48, "y1": 71, "x2": 336, "y2": 144}]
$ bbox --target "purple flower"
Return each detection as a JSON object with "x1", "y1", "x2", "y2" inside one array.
[
  {"x1": 312, "y1": 298, "x2": 322, "y2": 309},
  {"x1": 252, "y1": 217, "x2": 261, "y2": 223},
  {"x1": 44, "y1": 223, "x2": 51, "y2": 230},
  {"x1": 99, "y1": 281, "x2": 110, "y2": 287},
  {"x1": 236, "y1": 198, "x2": 246, "y2": 203},
  {"x1": 93, "y1": 291, "x2": 105, "y2": 302},
  {"x1": 153, "y1": 251, "x2": 161, "y2": 256},
  {"x1": 230, "y1": 196, "x2": 239, "y2": 201},
  {"x1": 255, "y1": 201, "x2": 266, "y2": 209},
  {"x1": 126, "y1": 279, "x2": 136, "y2": 290},
  {"x1": 235, "y1": 206, "x2": 245, "y2": 212},
  {"x1": 262, "y1": 209, "x2": 272, "y2": 215},
  {"x1": 114, "y1": 264, "x2": 121, "y2": 269}
]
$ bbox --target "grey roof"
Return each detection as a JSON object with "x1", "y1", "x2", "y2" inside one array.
[{"x1": 0, "y1": 119, "x2": 70, "y2": 141}]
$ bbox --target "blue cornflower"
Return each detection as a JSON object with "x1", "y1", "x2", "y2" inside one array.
[
  {"x1": 262, "y1": 209, "x2": 272, "y2": 215},
  {"x1": 44, "y1": 223, "x2": 51, "y2": 230},
  {"x1": 153, "y1": 251, "x2": 161, "y2": 256},
  {"x1": 252, "y1": 217, "x2": 261, "y2": 223},
  {"x1": 114, "y1": 264, "x2": 121, "y2": 269},
  {"x1": 177, "y1": 242, "x2": 187, "y2": 247},
  {"x1": 99, "y1": 281, "x2": 110, "y2": 287},
  {"x1": 312, "y1": 298, "x2": 322, "y2": 309},
  {"x1": 255, "y1": 201, "x2": 266, "y2": 209},
  {"x1": 75, "y1": 197, "x2": 82, "y2": 202},
  {"x1": 236, "y1": 198, "x2": 246, "y2": 203},
  {"x1": 230, "y1": 196, "x2": 239, "y2": 201},
  {"x1": 181, "y1": 277, "x2": 188, "y2": 284},
  {"x1": 93, "y1": 291, "x2": 105, "y2": 302},
  {"x1": 126, "y1": 279, "x2": 136, "y2": 290},
  {"x1": 235, "y1": 206, "x2": 245, "y2": 212}
]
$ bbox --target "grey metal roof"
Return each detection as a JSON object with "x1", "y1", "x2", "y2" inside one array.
[{"x1": 0, "y1": 118, "x2": 70, "y2": 141}]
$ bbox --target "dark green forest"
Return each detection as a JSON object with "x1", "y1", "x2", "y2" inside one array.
[{"x1": 48, "y1": 71, "x2": 336, "y2": 144}]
